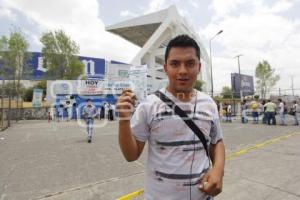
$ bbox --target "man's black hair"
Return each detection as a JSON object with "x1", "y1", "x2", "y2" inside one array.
[
  {"x1": 165, "y1": 34, "x2": 201, "y2": 62},
  {"x1": 86, "y1": 99, "x2": 92, "y2": 102}
]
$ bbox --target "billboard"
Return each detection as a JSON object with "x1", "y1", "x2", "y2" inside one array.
[
  {"x1": 231, "y1": 73, "x2": 254, "y2": 98},
  {"x1": 1, "y1": 52, "x2": 107, "y2": 80}
]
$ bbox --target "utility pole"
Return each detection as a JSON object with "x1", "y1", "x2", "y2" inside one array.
[
  {"x1": 291, "y1": 76, "x2": 295, "y2": 97},
  {"x1": 279, "y1": 88, "x2": 281, "y2": 96},
  {"x1": 234, "y1": 54, "x2": 243, "y2": 101}
]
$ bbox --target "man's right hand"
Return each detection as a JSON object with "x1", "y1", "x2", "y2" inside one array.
[{"x1": 116, "y1": 89, "x2": 137, "y2": 121}]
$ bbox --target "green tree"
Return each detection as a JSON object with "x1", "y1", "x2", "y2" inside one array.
[
  {"x1": 0, "y1": 36, "x2": 9, "y2": 97},
  {"x1": 255, "y1": 60, "x2": 279, "y2": 99},
  {"x1": 22, "y1": 80, "x2": 47, "y2": 102},
  {"x1": 221, "y1": 86, "x2": 233, "y2": 99},
  {"x1": 40, "y1": 30, "x2": 84, "y2": 79},
  {"x1": 193, "y1": 80, "x2": 204, "y2": 91},
  {"x1": 23, "y1": 87, "x2": 34, "y2": 102},
  {"x1": 2, "y1": 82, "x2": 25, "y2": 97},
  {"x1": 8, "y1": 31, "x2": 30, "y2": 93}
]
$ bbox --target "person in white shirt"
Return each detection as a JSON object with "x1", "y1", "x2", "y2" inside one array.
[
  {"x1": 278, "y1": 99, "x2": 287, "y2": 125},
  {"x1": 117, "y1": 35, "x2": 225, "y2": 200},
  {"x1": 291, "y1": 100, "x2": 299, "y2": 125}
]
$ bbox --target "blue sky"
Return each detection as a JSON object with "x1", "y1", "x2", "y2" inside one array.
[{"x1": 0, "y1": 0, "x2": 299, "y2": 94}]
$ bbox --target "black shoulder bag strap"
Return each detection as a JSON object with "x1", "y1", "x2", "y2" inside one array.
[{"x1": 154, "y1": 90, "x2": 210, "y2": 159}]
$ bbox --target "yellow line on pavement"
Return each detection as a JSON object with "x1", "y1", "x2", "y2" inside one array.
[
  {"x1": 116, "y1": 189, "x2": 144, "y2": 200},
  {"x1": 116, "y1": 131, "x2": 300, "y2": 200},
  {"x1": 225, "y1": 132, "x2": 300, "y2": 160}
]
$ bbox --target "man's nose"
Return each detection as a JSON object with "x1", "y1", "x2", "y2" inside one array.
[{"x1": 178, "y1": 64, "x2": 188, "y2": 74}]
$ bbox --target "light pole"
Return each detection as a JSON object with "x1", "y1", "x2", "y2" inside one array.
[
  {"x1": 234, "y1": 54, "x2": 243, "y2": 101},
  {"x1": 209, "y1": 30, "x2": 223, "y2": 97}
]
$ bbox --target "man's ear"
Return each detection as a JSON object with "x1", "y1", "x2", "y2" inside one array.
[
  {"x1": 198, "y1": 63, "x2": 201, "y2": 74},
  {"x1": 164, "y1": 63, "x2": 168, "y2": 73}
]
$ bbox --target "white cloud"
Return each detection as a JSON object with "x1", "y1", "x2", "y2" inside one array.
[
  {"x1": 147, "y1": 0, "x2": 168, "y2": 13},
  {"x1": 188, "y1": 0, "x2": 199, "y2": 9},
  {"x1": 267, "y1": 0, "x2": 293, "y2": 13},
  {"x1": 120, "y1": 10, "x2": 138, "y2": 18},
  {"x1": 201, "y1": 0, "x2": 300, "y2": 94},
  {"x1": 0, "y1": 6, "x2": 16, "y2": 20},
  {"x1": 0, "y1": 0, "x2": 140, "y2": 63},
  {"x1": 210, "y1": 0, "x2": 250, "y2": 19}
]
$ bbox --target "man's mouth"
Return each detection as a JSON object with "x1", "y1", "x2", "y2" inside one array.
[{"x1": 177, "y1": 78, "x2": 189, "y2": 82}]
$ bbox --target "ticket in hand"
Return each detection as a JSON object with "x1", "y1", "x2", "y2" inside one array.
[{"x1": 128, "y1": 65, "x2": 148, "y2": 102}]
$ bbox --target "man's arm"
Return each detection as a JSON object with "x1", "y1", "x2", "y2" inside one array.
[
  {"x1": 119, "y1": 120, "x2": 145, "y2": 162},
  {"x1": 117, "y1": 90, "x2": 145, "y2": 162},
  {"x1": 210, "y1": 139, "x2": 225, "y2": 176},
  {"x1": 200, "y1": 139, "x2": 225, "y2": 196}
]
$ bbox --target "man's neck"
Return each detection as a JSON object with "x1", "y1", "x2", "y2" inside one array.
[{"x1": 166, "y1": 86, "x2": 195, "y2": 102}]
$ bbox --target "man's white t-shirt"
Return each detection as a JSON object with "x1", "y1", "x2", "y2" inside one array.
[
  {"x1": 279, "y1": 102, "x2": 284, "y2": 113},
  {"x1": 131, "y1": 88, "x2": 223, "y2": 200}
]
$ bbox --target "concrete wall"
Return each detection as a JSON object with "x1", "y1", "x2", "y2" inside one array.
[{"x1": 7, "y1": 107, "x2": 49, "y2": 120}]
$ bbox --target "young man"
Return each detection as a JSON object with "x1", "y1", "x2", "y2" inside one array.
[
  {"x1": 117, "y1": 35, "x2": 225, "y2": 200},
  {"x1": 82, "y1": 99, "x2": 97, "y2": 143}
]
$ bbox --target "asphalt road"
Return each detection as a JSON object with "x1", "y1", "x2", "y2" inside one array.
[{"x1": 0, "y1": 118, "x2": 299, "y2": 200}]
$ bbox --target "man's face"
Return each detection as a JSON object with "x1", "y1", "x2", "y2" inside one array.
[
  {"x1": 87, "y1": 101, "x2": 92, "y2": 106},
  {"x1": 164, "y1": 47, "x2": 201, "y2": 94}
]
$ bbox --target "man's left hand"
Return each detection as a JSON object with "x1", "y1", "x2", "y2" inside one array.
[{"x1": 198, "y1": 167, "x2": 223, "y2": 196}]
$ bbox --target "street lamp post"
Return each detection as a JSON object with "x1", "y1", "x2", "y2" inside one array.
[{"x1": 209, "y1": 30, "x2": 223, "y2": 97}]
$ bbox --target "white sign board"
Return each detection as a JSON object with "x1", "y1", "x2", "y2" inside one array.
[{"x1": 32, "y1": 89, "x2": 43, "y2": 107}]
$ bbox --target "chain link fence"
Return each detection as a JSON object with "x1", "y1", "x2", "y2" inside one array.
[
  {"x1": 0, "y1": 95, "x2": 24, "y2": 131},
  {"x1": 0, "y1": 95, "x2": 10, "y2": 130}
]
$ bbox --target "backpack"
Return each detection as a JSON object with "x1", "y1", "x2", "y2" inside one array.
[{"x1": 251, "y1": 102, "x2": 258, "y2": 110}]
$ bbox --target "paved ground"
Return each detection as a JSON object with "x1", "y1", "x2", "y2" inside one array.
[{"x1": 0, "y1": 118, "x2": 299, "y2": 200}]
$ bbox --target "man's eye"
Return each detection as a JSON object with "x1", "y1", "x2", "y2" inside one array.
[
  {"x1": 186, "y1": 62, "x2": 195, "y2": 67},
  {"x1": 170, "y1": 62, "x2": 178, "y2": 67}
]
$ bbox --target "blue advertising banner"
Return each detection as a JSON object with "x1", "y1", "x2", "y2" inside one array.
[{"x1": 1, "y1": 52, "x2": 106, "y2": 80}]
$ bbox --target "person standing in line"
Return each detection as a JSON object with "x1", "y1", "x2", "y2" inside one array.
[
  {"x1": 264, "y1": 99, "x2": 276, "y2": 125},
  {"x1": 117, "y1": 35, "x2": 225, "y2": 200},
  {"x1": 82, "y1": 99, "x2": 98, "y2": 143},
  {"x1": 223, "y1": 103, "x2": 228, "y2": 122},
  {"x1": 226, "y1": 104, "x2": 232, "y2": 122},
  {"x1": 250, "y1": 98, "x2": 259, "y2": 124},
  {"x1": 291, "y1": 100, "x2": 299, "y2": 125},
  {"x1": 100, "y1": 104, "x2": 105, "y2": 120},
  {"x1": 104, "y1": 102, "x2": 109, "y2": 120},
  {"x1": 278, "y1": 99, "x2": 287, "y2": 126},
  {"x1": 261, "y1": 100, "x2": 267, "y2": 124},
  {"x1": 108, "y1": 103, "x2": 114, "y2": 121},
  {"x1": 66, "y1": 101, "x2": 72, "y2": 121},
  {"x1": 57, "y1": 104, "x2": 64, "y2": 122},
  {"x1": 241, "y1": 100, "x2": 248, "y2": 123}
]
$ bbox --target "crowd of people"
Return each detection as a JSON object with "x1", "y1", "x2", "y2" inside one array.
[{"x1": 220, "y1": 98, "x2": 299, "y2": 126}]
